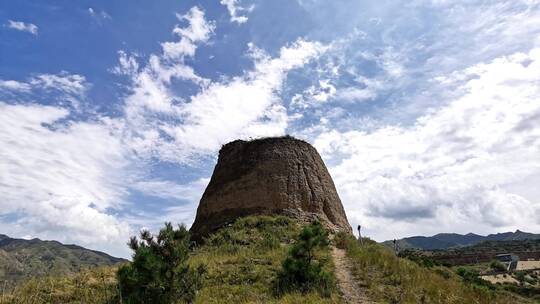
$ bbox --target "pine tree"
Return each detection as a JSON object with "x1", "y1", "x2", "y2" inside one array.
[
  {"x1": 117, "y1": 223, "x2": 206, "y2": 304},
  {"x1": 274, "y1": 221, "x2": 334, "y2": 297}
]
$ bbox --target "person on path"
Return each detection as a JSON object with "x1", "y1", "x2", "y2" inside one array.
[{"x1": 357, "y1": 225, "x2": 363, "y2": 245}]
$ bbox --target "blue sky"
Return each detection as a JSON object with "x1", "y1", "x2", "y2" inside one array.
[{"x1": 1, "y1": 0, "x2": 540, "y2": 258}]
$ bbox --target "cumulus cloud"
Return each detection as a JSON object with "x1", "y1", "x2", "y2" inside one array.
[
  {"x1": 291, "y1": 79, "x2": 336, "y2": 108},
  {"x1": 0, "y1": 80, "x2": 31, "y2": 93},
  {"x1": 220, "y1": 0, "x2": 253, "y2": 24},
  {"x1": 162, "y1": 6, "x2": 215, "y2": 60},
  {"x1": 314, "y1": 48, "x2": 540, "y2": 240},
  {"x1": 126, "y1": 39, "x2": 325, "y2": 162},
  {"x1": 117, "y1": 7, "x2": 212, "y2": 119},
  {"x1": 110, "y1": 51, "x2": 139, "y2": 76},
  {"x1": 0, "y1": 72, "x2": 87, "y2": 96},
  {"x1": 162, "y1": 40, "x2": 326, "y2": 154},
  {"x1": 29, "y1": 72, "x2": 88, "y2": 97},
  {"x1": 120, "y1": 6, "x2": 327, "y2": 163},
  {"x1": 6, "y1": 20, "x2": 38, "y2": 35},
  {"x1": 0, "y1": 103, "x2": 132, "y2": 256},
  {"x1": 0, "y1": 72, "x2": 89, "y2": 109}
]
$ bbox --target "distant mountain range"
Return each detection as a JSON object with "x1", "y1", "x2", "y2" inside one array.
[
  {"x1": 381, "y1": 230, "x2": 540, "y2": 251},
  {"x1": 0, "y1": 234, "x2": 126, "y2": 289}
]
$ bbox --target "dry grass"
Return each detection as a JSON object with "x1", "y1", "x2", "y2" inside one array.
[
  {"x1": 191, "y1": 215, "x2": 341, "y2": 303},
  {"x1": 1, "y1": 216, "x2": 341, "y2": 304},
  {"x1": 340, "y1": 235, "x2": 531, "y2": 304},
  {"x1": 7, "y1": 217, "x2": 529, "y2": 304},
  {"x1": 0, "y1": 266, "x2": 120, "y2": 304}
]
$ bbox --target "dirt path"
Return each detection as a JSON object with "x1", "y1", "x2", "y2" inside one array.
[{"x1": 332, "y1": 247, "x2": 372, "y2": 304}]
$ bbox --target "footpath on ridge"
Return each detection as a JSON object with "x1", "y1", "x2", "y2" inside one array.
[{"x1": 332, "y1": 247, "x2": 373, "y2": 304}]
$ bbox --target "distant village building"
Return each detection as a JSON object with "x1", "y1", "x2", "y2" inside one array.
[
  {"x1": 495, "y1": 253, "x2": 519, "y2": 263},
  {"x1": 496, "y1": 254, "x2": 519, "y2": 272}
]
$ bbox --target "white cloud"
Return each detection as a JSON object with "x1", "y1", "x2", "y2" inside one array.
[
  {"x1": 0, "y1": 72, "x2": 89, "y2": 109},
  {"x1": 0, "y1": 80, "x2": 31, "y2": 92},
  {"x1": 29, "y1": 72, "x2": 88, "y2": 97},
  {"x1": 314, "y1": 48, "x2": 540, "y2": 241},
  {"x1": 291, "y1": 79, "x2": 336, "y2": 108},
  {"x1": 117, "y1": 7, "x2": 213, "y2": 119},
  {"x1": 110, "y1": 51, "x2": 139, "y2": 76},
  {"x1": 220, "y1": 0, "x2": 253, "y2": 24},
  {"x1": 334, "y1": 76, "x2": 384, "y2": 102},
  {"x1": 119, "y1": 5, "x2": 327, "y2": 163},
  {"x1": 0, "y1": 72, "x2": 88, "y2": 97},
  {"x1": 0, "y1": 103, "x2": 132, "y2": 257},
  {"x1": 162, "y1": 7, "x2": 215, "y2": 60},
  {"x1": 6, "y1": 20, "x2": 38, "y2": 35},
  {"x1": 125, "y1": 39, "x2": 326, "y2": 163},
  {"x1": 335, "y1": 87, "x2": 376, "y2": 102}
]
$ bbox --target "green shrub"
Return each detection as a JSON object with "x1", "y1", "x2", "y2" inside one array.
[
  {"x1": 456, "y1": 267, "x2": 494, "y2": 290},
  {"x1": 333, "y1": 231, "x2": 354, "y2": 249},
  {"x1": 490, "y1": 260, "x2": 507, "y2": 272},
  {"x1": 117, "y1": 223, "x2": 206, "y2": 304},
  {"x1": 434, "y1": 267, "x2": 452, "y2": 279},
  {"x1": 274, "y1": 221, "x2": 334, "y2": 297},
  {"x1": 515, "y1": 271, "x2": 526, "y2": 285},
  {"x1": 399, "y1": 249, "x2": 440, "y2": 268}
]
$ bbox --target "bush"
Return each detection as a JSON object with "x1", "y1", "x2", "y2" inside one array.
[
  {"x1": 515, "y1": 271, "x2": 526, "y2": 285},
  {"x1": 117, "y1": 223, "x2": 206, "y2": 304},
  {"x1": 274, "y1": 221, "x2": 334, "y2": 297},
  {"x1": 333, "y1": 231, "x2": 354, "y2": 249},
  {"x1": 456, "y1": 267, "x2": 494, "y2": 290},
  {"x1": 490, "y1": 260, "x2": 507, "y2": 272},
  {"x1": 434, "y1": 267, "x2": 452, "y2": 279},
  {"x1": 399, "y1": 250, "x2": 439, "y2": 268}
]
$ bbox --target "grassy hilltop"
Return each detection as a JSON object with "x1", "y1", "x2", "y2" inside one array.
[
  {"x1": 336, "y1": 235, "x2": 529, "y2": 303},
  {"x1": 0, "y1": 216, "x2": 533, "y2": 304},
  {"x1": 0, "y1": 235, "x2": 125, "y2": 291}
]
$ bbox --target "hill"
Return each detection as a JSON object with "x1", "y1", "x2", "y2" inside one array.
[
  {"x1": 0, "y1": 216, "x2": 531, "y2": 304},
  {"x1": 460, "y1": 239, "x2": 540, "y2": 253},
  {"x1": 1, "y1": 216, "x2": 341, "y2": 304},
  {"x1": 0, "y1": 234, "x2": 126, "y2": 290},
  {"x1": 382, "y1": 230, "x2": 540, "y2": 250}
]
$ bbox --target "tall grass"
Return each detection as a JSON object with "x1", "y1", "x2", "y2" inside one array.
[
  {"x1": 0, "y1": 266, "x2": 120, "y2": 304},
  {"x1": 1, "y1": 216, "x2": 341, "y2": 304},
  {"x1": 337, "y1": 233, "x2": 531, "y2": 304},
  {"x1": 190, "y1": 215, "x2": 340, "y2": 303}
]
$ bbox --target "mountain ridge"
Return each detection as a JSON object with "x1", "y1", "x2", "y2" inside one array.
[
  {"x1": 0, "y1": 234, "x2": 126, "y2": 289},
  {"x1": 382, "y1": 230, "x2": 540, "y2": 250}
]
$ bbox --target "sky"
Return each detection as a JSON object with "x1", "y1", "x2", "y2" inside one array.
[{"x1": 1, "y1": 0, "x2": 540, "y2": 258}]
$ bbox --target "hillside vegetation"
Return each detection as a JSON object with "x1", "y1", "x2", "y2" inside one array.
[
  {"x1": 1, "y1": 216, "x2": 339, "y2": 304},
  {"x1": 1, "y1": 216, "x2": 535, "y2": 304},
  {"x1": 445, "y1": 239, "x2": 540, "y2": 254},
  {"x1": 0, "y1": 235, "x2": 125, "y2": 291},
  {"x1": 382, "y1": 230, "x2": 540, "y2": 251},
  {"x1": 337, "y1": 233, "x2": 531, "y2": 303}
]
